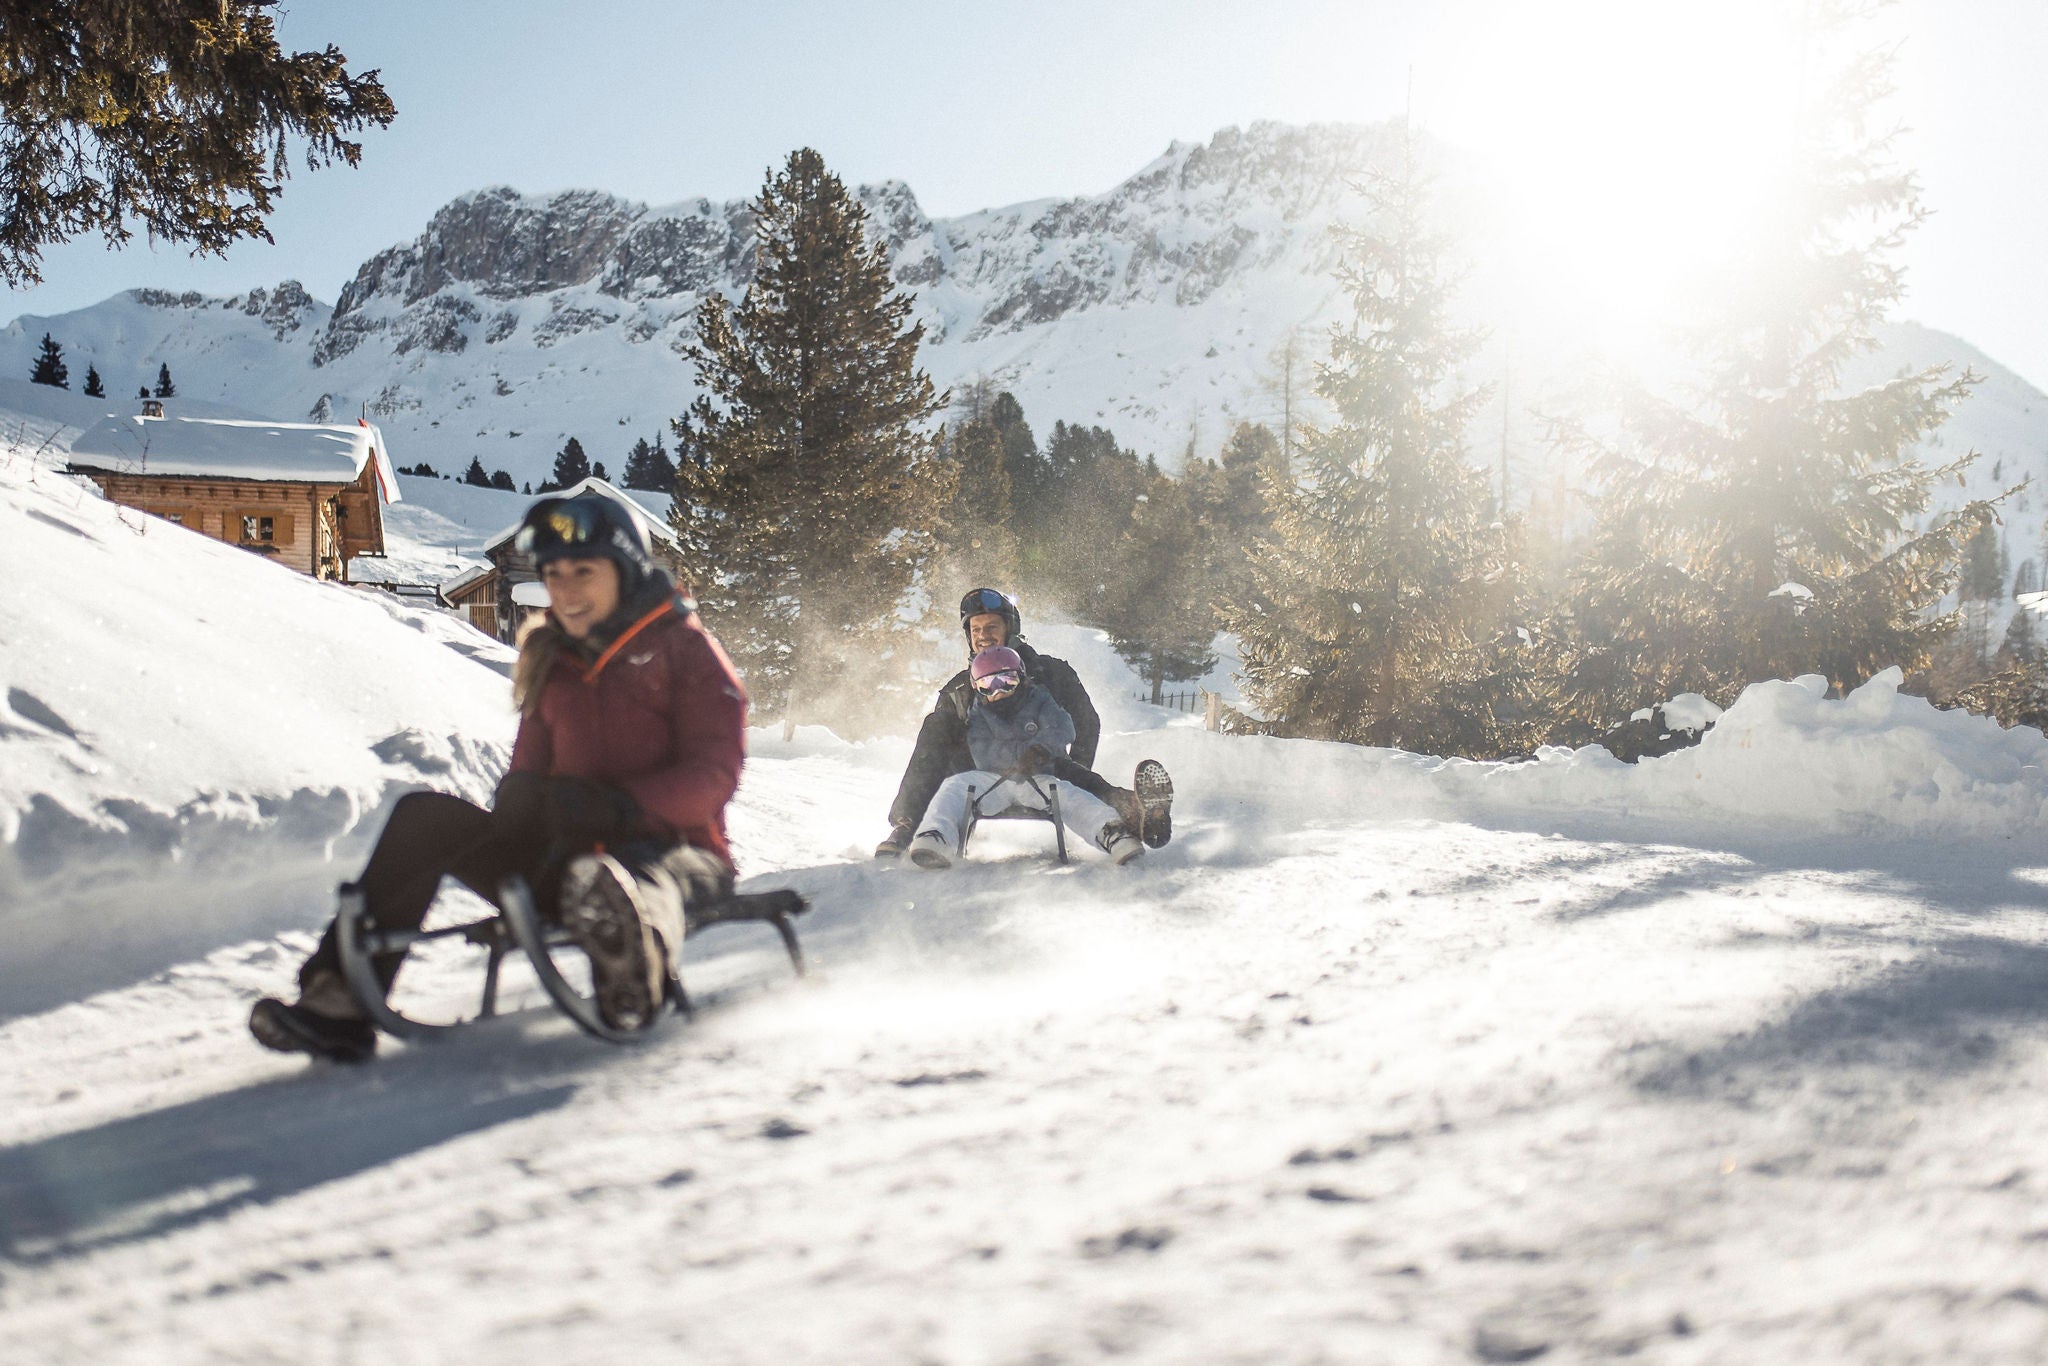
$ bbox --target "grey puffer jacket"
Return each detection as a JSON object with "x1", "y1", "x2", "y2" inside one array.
[{"x1": 966, "y1": 684, "x2": 1076, "y2": 775}]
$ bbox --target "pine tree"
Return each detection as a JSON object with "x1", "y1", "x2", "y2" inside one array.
[
  {"x1": 543, "y1": 436, "x2": 590, "y2": 491},
  {"x1": 461, "y1": 456, "x2": 491, "y2": 487},
  {"x1": 1962, "y1": 518, "x2": 2005, "y2": 601},
  {"x1": 1556, "y1": 12, "x2": 1995, "y2": 729},
  {"x1": 942, "y1": 418, "x2": 1020, "y2": 583},
  {"x1": 308, "y1": 393, "x2": 334, "y2": 423},
  {"x1": 621, "y1": 435, "x2": 676, "y2": 491},
  {"x1": 137, "y1": 386, "x2": 149, "y2": 399},
  {"x1": 989, "y1": 392, "x2": 1045, "y2": 527},
  {"x1": 82, "y1": 363, "x2": 104, "y2": 397},
  {"x1": 0, "y1": 3, "x2": 393, "y2": 288},
  {"x1": 1999, "y1": 606, "x2": 2044, "y2": 670},
  {"x1": 1206, "y1": 421, "x2": 1282, "y2": 603},
  {"x1": 29, "y1": 333, "x2": 67, "y2": 388},
  {"x1": 1217, "y1": 422, "x2": 1279, "y2": 526},
  {"x1": 1027, "y1": 420, "x2": 1147, "y2": 606},
  {"x1": 1226, "y1": 128, "x2": 1516, "y2": 755},
  {"x1": 489, "y1": 469, "x2": 516, "y2": 492},
  {"x1": 153, "y1": 363, "x2": 175, "y2": 398},
  {"x1": 670, "y1": 147, "x2": 950, "y2": 734},
  {"x1": 1098, "y1": 470, "x2": 1220, "y2": 703}
]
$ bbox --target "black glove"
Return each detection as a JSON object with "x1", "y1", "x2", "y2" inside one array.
[
  {"x1": 541, "y1": 776, "x2": 640, "y2": 842},
  {"x1": 1015, "y1": 743, "x2": 1054, "y2": 777}
]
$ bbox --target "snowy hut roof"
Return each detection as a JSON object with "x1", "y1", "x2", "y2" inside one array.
[
  {"x1": 441, "y1": 562, "x2": 495, "y2": 599},
  {"x1": 483, "y1": 477, "x2": 679, "y2": 556},
  {"x1": 68, "y1": 416, "x2": 401, "y2": 502}
]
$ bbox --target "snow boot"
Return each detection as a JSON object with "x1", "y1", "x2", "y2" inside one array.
[
  {"x1": 1133, "y1": 760, "x2": 1174, "y2": 848},
  {"x1": 874, "y1": 820, "x2": 916, "y2": 860},
  {"x1": 1098, "y1": 821, "x2": 1145, "y2": 866},
  {"x1": 909, "y1": 829, "x2": 954, "y2": 870},
  {"x1": 249, "y1": 972, "x2": 376, "y2": 1064},
  {"x1": 1108, "y1": 786, "x2": 1146, "y2": 837},
  {"x1": 560, "y1": 853, "x2": 667, "y2": 1031}
]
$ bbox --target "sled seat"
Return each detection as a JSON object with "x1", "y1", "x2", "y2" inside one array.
[
  {"x1": 335, "y1": 880, "x2": 809, "y2": 1045},
  {"x1": 961, "y1": 775, "x2": 1069, "y2": 864}
]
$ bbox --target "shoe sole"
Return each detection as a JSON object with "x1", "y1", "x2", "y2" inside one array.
[
  {"x1": 1134, "y1": 760, "x2": 1174, "y2": 848},
  {"x1": 909, "y1": 840, "x2": 952, "y2": 870},
  {"x1": 562, "y1": 857, "x2": 663, "y2": 1031},
  {"x1": 248, "y1": 998, "x2": 376, "y2": 1063}
]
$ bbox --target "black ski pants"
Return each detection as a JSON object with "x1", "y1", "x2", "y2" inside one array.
[{"x1": 298, "y1": 789, "x2": 732, "y2": 997}]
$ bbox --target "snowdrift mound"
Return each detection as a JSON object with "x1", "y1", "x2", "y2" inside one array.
[
  {"x1": 1113, "y1": 667, "x2": 2048, "y2": 846},
  {"x1": 750, "y1": 620, "x2": 2048, "y2": 862},
  {"x1": 0, "y1": 439, "x2": 517, "y2": 1017}
]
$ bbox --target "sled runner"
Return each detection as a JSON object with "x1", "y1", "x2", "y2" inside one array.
[
  {"x1": 958, "y1": 772, "x2": 1070, "y2": 865},
  {"x1": 334, "y1": 876, "x2": 808, "y2": 1044}
]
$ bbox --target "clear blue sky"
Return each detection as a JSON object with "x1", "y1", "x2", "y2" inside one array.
[{"x1": 7, "y1": 0, "x2": 2044, "y2": 389}]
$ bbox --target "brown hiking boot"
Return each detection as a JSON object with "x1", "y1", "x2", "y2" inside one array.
[
  {"x1": 1133, "y1": 760, "x2": 1174, "y2": 848},
  {"x1": 560, "y1": 854, "x2": 667, "y2": 1031},
  {"x1": 874, "y1": 820, "x2": 917, "y2": 859},
  {"x1": 249, "y1": 970, "x2": 375, "y2": 1063},
  {"x1": 1108, "y1": 787, "x2": 1146, "y2": 838}
]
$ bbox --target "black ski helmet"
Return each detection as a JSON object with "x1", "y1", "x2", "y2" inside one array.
[
  {"x1": 959, "y1": 586, "x2": 1021, "y2": 642},
  {"x1": 515, "y1": 491, "x2": 659, "y2": 596}
]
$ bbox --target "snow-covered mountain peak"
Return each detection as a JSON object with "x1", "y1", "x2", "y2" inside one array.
[{"x1": 3, "y1": 117, "x2": 2039, "y2": 519}]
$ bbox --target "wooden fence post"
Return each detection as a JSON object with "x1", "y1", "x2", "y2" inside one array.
[{"x1": 1204, "y1": 690, "x2": 1221, "y2": 732}]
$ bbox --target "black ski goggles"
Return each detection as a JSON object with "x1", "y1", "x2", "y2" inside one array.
[
  {"x1": 515, "y1": 498, "x2": 612, "y2": 559},
  {"x1": 960, "y1": 588, "x2": 1016, "y2": 619}
]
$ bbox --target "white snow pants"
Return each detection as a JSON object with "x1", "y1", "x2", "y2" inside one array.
[{"x1": 916, "y1": 770, "x2": 1121, "y2": 858}]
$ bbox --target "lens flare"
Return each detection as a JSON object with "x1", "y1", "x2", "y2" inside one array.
[{"x1": 1430, "y1": 0, "x2": 1817, "y2": 354}]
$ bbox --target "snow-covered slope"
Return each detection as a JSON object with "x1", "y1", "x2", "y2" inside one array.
[
  {"x1": 12, "y1": 346, "x2": 2048, "y2": 1360},
  {"x1": 0, "y1": 418, "x2": 517, "y2": 1018}
]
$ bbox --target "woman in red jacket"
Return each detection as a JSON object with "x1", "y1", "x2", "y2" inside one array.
[{"x1": 250, "y1": 492, "x2": 748, "y2": 1062}]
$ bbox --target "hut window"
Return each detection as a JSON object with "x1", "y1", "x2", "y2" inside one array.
[
  {"x1": 149, "y1": 505, "x2": 207, "y2": 533},
  {"x1": 235, "y1": 511, "x2": 295, "y2": 546}
]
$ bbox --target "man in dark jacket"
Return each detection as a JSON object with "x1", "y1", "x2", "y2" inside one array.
[
  {"x1": 906, "y1": 645, "x2": 1142, "y2": 868},
  {"x1": 878, "y1": 587, "x2": 1167, "y2": 857}
]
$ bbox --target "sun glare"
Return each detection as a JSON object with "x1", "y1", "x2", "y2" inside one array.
[{"x1": 1431, "y1": 0, "x2": 1812, "y2": 356}]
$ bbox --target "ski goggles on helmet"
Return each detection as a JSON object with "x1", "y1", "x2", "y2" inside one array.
[
  {"x1": 514, "y1": 496, "x2": 639, "y2": 566},
  {"x1": 959, "y1": 587, "x2": 1016, "y2": 620},
  {"x1": 973, "y1": 668, "x2": 1024, "y2": 699},
  {"x1": 515, "y1": 497, "x2": 607, "y2": 555}
]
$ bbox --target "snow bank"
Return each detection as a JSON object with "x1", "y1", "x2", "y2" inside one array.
[
  {"x1": 775, "y1": 616, "x2": 2048, "y2": 850},
  {"x1": 1111, "y1": 667, "x2": 2048, "y2": 847},
  {"x1": 0, "y1": 437, "x2": 517, "y2": 1017}
]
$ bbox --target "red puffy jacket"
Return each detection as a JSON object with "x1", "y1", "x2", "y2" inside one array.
[{"x1": 508, "y1": 598, "x2": 748, "y2": 867}]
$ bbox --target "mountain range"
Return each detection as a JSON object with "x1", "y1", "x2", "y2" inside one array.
[{"x1": 3, "y1": 118, "x2": 2044, "y2": 571}]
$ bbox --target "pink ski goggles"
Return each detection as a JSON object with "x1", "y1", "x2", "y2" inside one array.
[{"x1": 973, "y1": 668, "x2": 1023, "y2": 699}]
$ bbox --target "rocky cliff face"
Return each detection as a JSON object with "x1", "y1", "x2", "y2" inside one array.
[{"x1": 309, "y1": 121, "x2": 1386, "y2": 367}]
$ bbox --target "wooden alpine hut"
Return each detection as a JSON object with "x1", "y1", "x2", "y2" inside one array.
[{"x1": 67, "y1": 411, "x2": 400, "y2": 581}]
